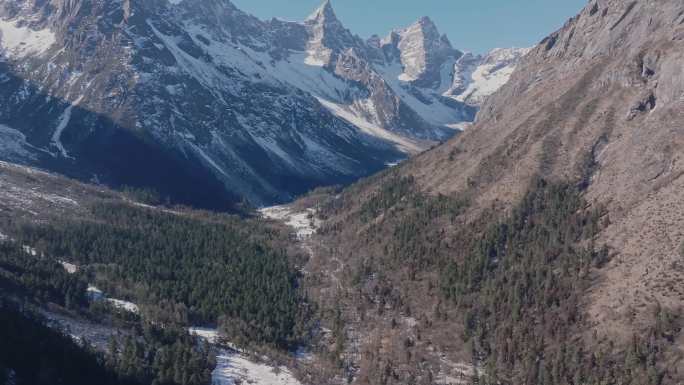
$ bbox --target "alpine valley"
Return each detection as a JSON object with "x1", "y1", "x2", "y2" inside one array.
[
  {"x1": 1, "y1": 1, "x2": 683, "y2": 385},
  {"x1": 0, "y1": 0, "x2": 526, "y2": 209}
]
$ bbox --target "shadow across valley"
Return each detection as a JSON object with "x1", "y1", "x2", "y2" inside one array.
[{"x1": 0, "y1": 67, "x2": 240, "y2": 212}]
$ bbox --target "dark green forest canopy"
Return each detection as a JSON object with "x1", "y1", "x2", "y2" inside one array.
[
  {"x1": 6, "y1": 202, "x2": 309, "y2": 349},
  {"x1": 0, "y1": 300, "x2": 122, "y2": 385},
  {"x1": 0, "y1": 297, "x2": 215, "y2": 385}
]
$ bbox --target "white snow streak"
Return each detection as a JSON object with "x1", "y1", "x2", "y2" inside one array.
[
  {"x1": 189, "y1": 143, "x2": 229, "y2": 177},
  {"x1": 52, "y1": 96, "x2": 84, "y2": 158},
  {"x1": 87, "y1": 285, "x2": 139, "y2": 314},
  {"x1": 316, "y1": 97, "x2": 423, "y2": 154}
]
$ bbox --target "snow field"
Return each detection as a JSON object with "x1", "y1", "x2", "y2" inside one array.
[{"x1": 0, "y1": 19, "x2": 55, "y2": 59}]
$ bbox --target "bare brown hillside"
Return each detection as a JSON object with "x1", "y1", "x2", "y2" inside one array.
[
  {"x1": 409, "y1": 0, "x2": 684, "y2": 346},
  {"x1": 290, "y1": 1, "x2": 684, "y2": 384}
]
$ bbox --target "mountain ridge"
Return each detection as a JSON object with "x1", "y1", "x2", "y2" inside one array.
[
  {"x1": 0, "y1": 0, "x2": 527, "y2": 208},
  {"x1": 283, "y1": 0, "x2": 684, "y2": 383}
]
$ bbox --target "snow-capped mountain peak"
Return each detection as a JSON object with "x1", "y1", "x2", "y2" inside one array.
[
  {"x1": 0, "y1": 0, "x2": 527, "y2": 208},
  {"x1": 305, "y1": 0, "x2": 338, "y2": 24},
  {"x1": 383, "y1": 16, "x2": 462, "y2": 87},
  {"x1": 303, "y1": 0, "x2": 363, "y2": 67}
]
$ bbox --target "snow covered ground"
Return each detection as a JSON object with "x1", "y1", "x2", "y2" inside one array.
[
  {"x1": 0, "y1": 18, "x2": 55, "y2": 59},
  {"x1": 44, "y1": 311, "x2": 122, "y2": 351},
  {"x1": 259, "y1": 205, "x2": 320, "y2": 240},
  {"x1": 22, "y1": 245, "x2": 37, "y2": 256},
  {"x1": 87, "y1": 285, "x2": 105, "y2": 300},
  {"x1": 87, "y1": 285, "x2": 140, "y2": 314},
  {"x1": 0, "y1": 170, "x2": 80, "y2": 216},
  {"x1": 435, "y1": 358, "x2": 481, "y2": 385},
  {"x1": 189, "y1": 328, "x2": 303, "y2": 385},
  {"x1": 59, "y1": 260, "x2": 78, "y2": 274},
  {"x1": 188, "y1": 327, "x2": 221, "y2": 344},
  {"x1": 212, "y1": 349, "x2": 302, "y2": 385},
  {"x1": 315, "y1": 97, "x2": 425, "y2": 154},
  {"x1": 106, "y1": 298, "x2": 140, "y2": 314},
  {"x1": 449, "y1": 47, "x2": 531, "y2": 106},
  {"x1": 51, "y1": 95, "x2": 84, "y2": 158}
]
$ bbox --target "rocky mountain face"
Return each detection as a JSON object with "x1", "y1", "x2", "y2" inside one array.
[
  {"x1": 449, "y1": 47, "x2": 531, "y2": 108},
  {"x1": 409, "y1": 0, "x2": 684, "y2": 325},
  {"x1": 0, "y1": 0, "x2": 526, "y2": 208},
  {"x1": 288, "y1": 0, "x2": 684, "y2": 383}
]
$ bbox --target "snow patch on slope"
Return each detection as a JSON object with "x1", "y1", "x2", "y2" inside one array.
[
  {"x1": 451, "y1": 61, "x2": 515, "y2": 105},
  {"x1": 260, "y1": 205, "x2": 320, "y2": 240},
  {"x1": 60, "y1": 260, "x2": 79, "y2": 274},
  {"x1": 0, "y1": 124, "x2": 35, "y2": 160},
  {"x1": 181, "y1": 22, "x2": 412, "y2": 155},
  {"x1": 22, "y1": 245, "x2": 37, "y2": 256},
  {"x1": 87, "y1": 285, "x2": 140, "y2": 314},
  {"x1": 449, "y1": 47, "x2": 531, "y2": 106},
  {"x1": 316, "y1": 97, "x2": 422, "y2": 154},
  {"x1": 148, "y1": 21, "x2": 223, "y2": 90},
  {"x1": 188, "y1": 327, "x2": 221, "y2": 344},
  {"x1": 52, "y1": 96, "x2": 84, "y2": 158},
  {"x1": 0, "y1": 19, "x2": 55, "y2": 59},
  {"x1": 107, "y1": 298, "x2": 140, "y2": 313},
  {"x1": 45, "y1": 311, "x2": 122, "y2": 351},
  {"x1": 184, "y1": 26, "x2": 350, "y2": 104},
  {"x1": 190, "y1": 327, "x2": 303, "y2": 385},
  {"x1": 213, "y1": 349, "x2": 302, "y2": 385},
  {"x1": 378, "y1": 61, "x2": 465, "y2": 129}
]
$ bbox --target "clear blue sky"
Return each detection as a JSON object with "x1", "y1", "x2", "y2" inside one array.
[{"x1": 231, "y1": 0, "x2": 588, "y2": 54}]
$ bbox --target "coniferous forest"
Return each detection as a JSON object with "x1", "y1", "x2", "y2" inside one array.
[
  {"x1": 0, "y1": 199, "x2": 311, "y2": 385},
  {"x1": 0, "y1": 297, "x2": 214, "y2": 385},
  {"x1": 313, "y1": 173, "x2": 682, "y2": 385},
  {"x1": 5, "y1": 202, "x2": 308, "y2": 349},
  {"x1": 0, "y1": 299, "x2": 121, "y2": 385}
]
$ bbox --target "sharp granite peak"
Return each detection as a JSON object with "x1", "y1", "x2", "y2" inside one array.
[
  {"x1": 0, "y1": 0, "x2": 528, "y2": 208},
  {"x1": 390, "y1": 16, "x2": 462, "y2": 86},
  {"x1": 305, "y1": 0, "x2": 338, "y2": 23}
]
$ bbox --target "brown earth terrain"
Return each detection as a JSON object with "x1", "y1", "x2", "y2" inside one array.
[{"x1": 288, "y1": 0, "x2": 684, "y2": 383}]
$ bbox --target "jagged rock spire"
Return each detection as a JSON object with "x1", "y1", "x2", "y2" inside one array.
[
  {"x1": 306, "y1": 0, "x2": 339, "y2": 24},
  {"x1": 416, "y1": 16, "x2": 437, "y2": 29}
]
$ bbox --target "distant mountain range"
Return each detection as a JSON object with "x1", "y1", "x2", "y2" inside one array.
[{"x1": 0, "y1": 0, "x2": 527, "y2": 209}]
